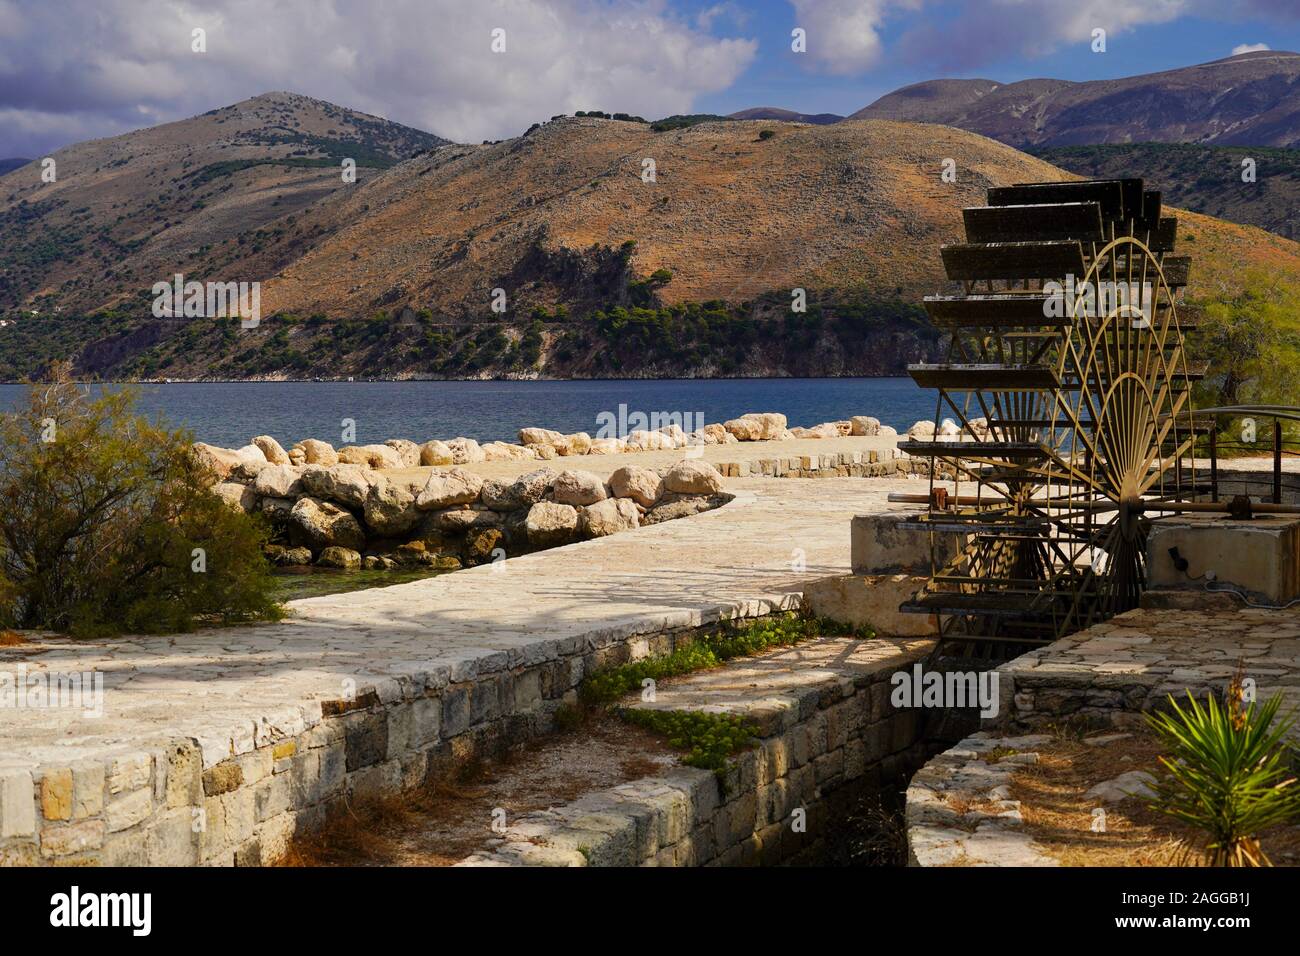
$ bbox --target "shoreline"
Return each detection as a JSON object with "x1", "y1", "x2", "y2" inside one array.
[{"x1": 0, "y1": 372, "x2": 918, "y2": 386}]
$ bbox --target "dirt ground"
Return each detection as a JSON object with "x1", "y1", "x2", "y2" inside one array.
[
  {"x1": 279, "y1": 717, "x2": 678, "y2": 866},
  {"x1": 1009, "y1": 730, "x2": 1300, "y2": 866}
]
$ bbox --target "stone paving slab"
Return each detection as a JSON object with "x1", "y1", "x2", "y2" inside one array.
[
  {"x1": 998, "y1": 606, "x2": 1300, "y2": 738},
  {"x1": 626, "y1": 634, "x2": 933, "y2": 736},
  {"x1": 906, "y1": 732, "x2": 1060, "y2": 867},
  {"x1": 908, "y1": 602, "x2": 1300, "y2": 866},
  {"x1": 0, "y1": 475, "x2": 926, "y2": 776}
]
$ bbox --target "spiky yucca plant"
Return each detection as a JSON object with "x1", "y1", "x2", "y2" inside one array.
[{"x1": 1145, "y1": 677, "x2": 1300, "y2": 867}]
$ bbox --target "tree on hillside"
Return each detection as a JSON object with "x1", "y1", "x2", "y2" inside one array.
[{"x1": 1197, "y1": 276, "x2": 1300, "y2": 408}]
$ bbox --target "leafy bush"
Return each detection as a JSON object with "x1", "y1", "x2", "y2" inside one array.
[
  {"x1": 649, "y1": 114, "x2": 732, "y2": 133},
  {"x1": 621, "y1": 709, "x2": 758, "y2": 774},
  {"x1": 1195, "y1": 273, "x2": 1300, "y2": 409},
  {"x1": 0, "y1": 364, "x2": 282, "y2": 636},
  {"x1": 1145, "y1": 677, "x2": 1300, "y2": 867}
]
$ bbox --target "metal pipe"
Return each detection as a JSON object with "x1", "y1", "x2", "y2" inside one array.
[
  {"x1": 883, "y1": 492, "x2": 1300, "y2": 515},
  {"x1": 1275, "y1": 419, "x2": 1284, "y2": 504},
  {"x1": 1210, "y1": 428, "x2": 1218, "y2": 503}
]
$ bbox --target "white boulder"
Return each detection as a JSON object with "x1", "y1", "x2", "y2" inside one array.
[
  {"x1": 525, "y1": 501, "x2": 579, "y2": 547},
  {"x1": 416, "y1": 467, "x2": 485, "y2": 511},
  {"x1": 663, "y1": 460, "x2": 725, "y2": 496},
  {"x1": 552, "y1": 469, "x2": 608, "y2": 507},
  {"x1": 420, "y1": 440, "x2": 455, "y2": 466},
  {"x1": 610, "y1": 465, "x2": 663, "y2": 508},
  {"x1": 300, "y1": 439, "x2": 339, "y2": 466},
  {"x1": 252, "y1": 435, "x2": 291, "y2": 465},
  {"x1": 581, "y1": 498, "x2": 640, "y2": 537}
]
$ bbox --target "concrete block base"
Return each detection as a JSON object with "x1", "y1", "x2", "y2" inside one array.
[
  {"x1": 803, "y1": 573, "x2": 937, "y2": 637},
  {"x1": 851, "y1": 513, "x2": 956, "y2": 575},
  {"x1": 1146, "y1": 513, "x2": 1300, "y2": 605}
]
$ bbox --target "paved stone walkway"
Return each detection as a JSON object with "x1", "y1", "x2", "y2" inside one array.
[
  {"x1": 906, "y1": 732, "x2": 1061, "y2": 867},
  {"x1": 909, "y1": 603, "x2": 1300, "y2": 866},
  {"x1": 1000, "y1": 605, "x2": 1300, "y2": 737},
  {"x1": 0, "y1": 474, "x2": 925, "y2": 775}
]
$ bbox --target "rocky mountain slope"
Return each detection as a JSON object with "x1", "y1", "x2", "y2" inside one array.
[
  {"x1": 2, "y1": 93, "x2": 1299, "y2": 388},
  {"x1": 0, "y1": 92, "x2": 446, "y2": 314},
  {"x1": 250, "y1": 116, "x2": 1069, "y2": 319},
  {"x1": 1033, "y1": 143, "x2": 1300, "y2": 240},
  {"x1": 853, "y1": 51, "x2": 1300, "y2": 148}
]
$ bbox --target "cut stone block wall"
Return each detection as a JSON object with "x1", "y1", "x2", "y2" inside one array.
[
  {"x1": 458, "y1": 636, "x2": 940, "y2": 867},
  {"x1": 851, "y1": 512, "x2": 957, "y2": 575},
  {"x1": 2, "y1": 600, "x2": 810, "y2": 866},
  {"x1": 802, "y1": 572, "x2": 937, "y2": 637},
  {"x1": 1146, "y1": 513, "x2": 1300, "y2": 604},
  {"x1": 717, "y1": 451, "x2": 934, "y2": 480}
]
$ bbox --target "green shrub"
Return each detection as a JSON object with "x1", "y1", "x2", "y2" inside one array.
[
  {"x1": 1145, "y1": 679, "x2": 1300, "y2": 867},
  {"x1": 0, "y1": 364, "x2": 283, "y2": 636},
  {"x1": 580, "y1": 613, "x2": 864, "y2": 707},
  {"x1": 649, "y1": 114, "x2": 732, "y2": 133},
  {"x1": 621, "y1": 709, "x2": 758, "y2": 774}
]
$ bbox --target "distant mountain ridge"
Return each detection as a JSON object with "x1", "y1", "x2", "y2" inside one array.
[
  {"x1": 851, "y1": 51, "x2": 1300, "y2": 148},
  {"x1": 1033, "y1": 143, "x2": 1300, "y2": 240},
  {"x1": 0, "y1": 158, "x2": 30, "y2": 176},
  {"x1": 727, "y1": 107, "x2": 843, "y2": 125}
]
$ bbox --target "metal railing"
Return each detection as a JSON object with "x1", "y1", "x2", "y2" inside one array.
[{"x1": 1193, "y1": 406, "x2": 1300, "y2": 505}]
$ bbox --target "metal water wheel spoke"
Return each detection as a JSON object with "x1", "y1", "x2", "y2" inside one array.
[{"x1": 897, "y1": 179, "x2": 1210, "y2": 657}]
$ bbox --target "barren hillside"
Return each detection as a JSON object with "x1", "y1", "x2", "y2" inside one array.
[
  {"x1": 0, "y1": 92, "x2": 446, "y2": 313},
  {"x1": 2, "y1": 98, "x2": 1298, "y2": 389},
  {"x1": 252, "y1": 116, "x2": 1072, "y2": 319}
]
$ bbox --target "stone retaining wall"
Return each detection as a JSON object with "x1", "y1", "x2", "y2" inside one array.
[
  {"x1": 459, "y1": 634, "x2": 939, "y2": 867},
  {"x1": 716, "y1": 448, "x2": 933, "y2": 480},
  {"x1": 3, "y1": 600, "x2": 809, "y2": 866}
]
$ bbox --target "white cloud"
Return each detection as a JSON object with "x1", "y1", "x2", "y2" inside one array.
[
  {"x1": 0, "y1": 0, "x2": 757, "y2": 155},
  {"x1": 799, "y1": 0, "x2": 1190, "y2": 73},
  {"x1": 696, "y1": 2, "x2": 749, "y2": 30},
  {"x1": 789, "y1": 0, "x2": 915, "y2": 75},
  {"x1": 1232, "y1": 42, "x2": 1271, "y2": 55}
]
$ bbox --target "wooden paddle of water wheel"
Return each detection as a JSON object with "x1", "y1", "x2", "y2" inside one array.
[{"x1": 893, "y1": 178, "x2": 1211, "y2": 657}]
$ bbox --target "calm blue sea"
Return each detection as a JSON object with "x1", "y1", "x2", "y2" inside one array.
[{"x1": 0, "y1": 378, "x2": 934, "y2": 448}]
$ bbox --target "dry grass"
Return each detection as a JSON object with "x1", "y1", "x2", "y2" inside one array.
[
  {"x1": 0, "y1": 630, "x2": 26, "y2": 646},
  {"x1": 278, "y1": 718, "x2": 677, "y2": 867},
  {"x1": 1009, "y1": 731, "x2": 1300, "y2": 867}
]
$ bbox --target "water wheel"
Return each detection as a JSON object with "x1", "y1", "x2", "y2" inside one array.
[{"x1": 896, "y1": 179, "x2": 1208, "y2": 657}]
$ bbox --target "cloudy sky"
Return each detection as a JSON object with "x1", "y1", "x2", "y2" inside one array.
[{"x1": 1, "y1": 0, "x2": 1298, "y2": 157}]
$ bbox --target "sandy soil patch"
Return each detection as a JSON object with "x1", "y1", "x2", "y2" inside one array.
[
  {"x1": 280, "y1": 718, "x2": 678, "y2": 866},
  {"x1": 1009, "y1": 730, "x2": 1300, "y2": 866}
]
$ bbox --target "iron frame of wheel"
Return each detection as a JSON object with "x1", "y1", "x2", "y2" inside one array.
[{"x1": 920, "y1": 234, "x2": 1196, "y2": 655}]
